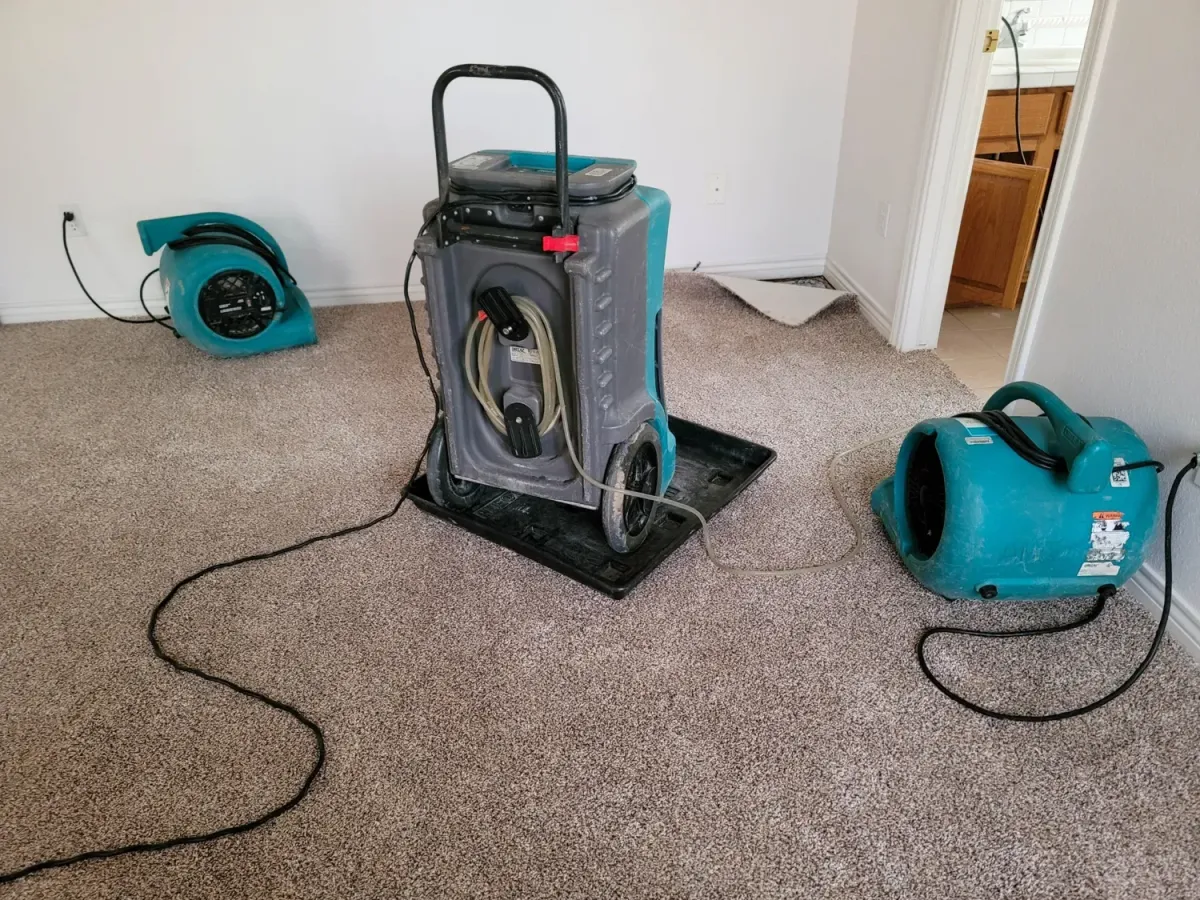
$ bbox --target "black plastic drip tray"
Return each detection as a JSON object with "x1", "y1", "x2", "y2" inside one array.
[{"x1": 409, "y1": 417, "x2": 775, "y2": 598}]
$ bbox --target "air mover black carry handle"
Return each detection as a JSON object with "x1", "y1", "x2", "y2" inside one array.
[{"x1": 431, "y1": 64, "x2": 572, "y2": 236}]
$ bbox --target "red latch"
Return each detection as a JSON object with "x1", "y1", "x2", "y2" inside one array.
[{"x1": 542, "y1": 234, "x2": 580, "y2": 253}]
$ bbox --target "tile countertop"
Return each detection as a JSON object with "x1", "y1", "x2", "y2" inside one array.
[{"x1": 987, "y1": 47, "x2": 1081, "y2": 91}]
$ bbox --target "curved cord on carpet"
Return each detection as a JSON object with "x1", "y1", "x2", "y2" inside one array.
[
  {"x1": 0, "y1": 242, "x2": 441, "y2": 886},
  {"x1": 13, "y1": 204, "x2": 1169, "y2": 882},
  {"x1": 477, "y1": 293, "x2": 908, "y2": 577},
  {"x1": 916, "y1": 453, "x2": 1197, "y2": 722}
]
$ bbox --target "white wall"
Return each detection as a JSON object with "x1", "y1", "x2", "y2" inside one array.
[
  {"x1": 0, "y1": 0, "x2": 857, "y2": 323},
  {"x1": 1019, "y1": 0, "x2": 1200, "y2": 646},
  {"x1": 824, "y1": 0, "x2": 956, "y2": 330}
]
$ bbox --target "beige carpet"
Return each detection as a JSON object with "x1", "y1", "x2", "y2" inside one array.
[{"x1": 2, "y1": 274, "x2": 1199, "y2": 899}]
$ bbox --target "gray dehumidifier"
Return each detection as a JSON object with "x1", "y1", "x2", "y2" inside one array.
[{"x1": 417, "y1": 65, "x2": 676, "y2": 554}]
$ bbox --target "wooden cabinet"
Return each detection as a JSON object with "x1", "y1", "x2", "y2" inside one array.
[
  {"x1": 946, "y1": 86, "x2": 1073, "y2": 309},
  {"x1": 977, "y1": 92, "x2": 1057, "y2": 149},
  {"x1": 947, "y1": 160, "x2": 1048, "y2": 308}
]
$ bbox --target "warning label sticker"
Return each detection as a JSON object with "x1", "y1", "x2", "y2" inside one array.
[
  {"x1": 586, "y1": 167, "x2": 613, "y2": 177},
  {"x1": 1078, "y1": 512, "x2": 1130, "y2": 577},
  {"x1": 510, "y1": 346, "x2": 541, "y2": 366},
  {"x1": 1110, "y1": 457, "x2": 1131, "y2": 488}
]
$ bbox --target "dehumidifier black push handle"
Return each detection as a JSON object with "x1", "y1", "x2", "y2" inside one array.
[{"x1": 431, "y1": 64, "x2": 572, "y2": 235}]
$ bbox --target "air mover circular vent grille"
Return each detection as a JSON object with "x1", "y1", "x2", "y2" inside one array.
[
  {"x1": 198, "y1": 270, "x2": 277, "y2": 339},
  {"x1": 904, "y1": 433, "x2": 946, "y2": 560}
]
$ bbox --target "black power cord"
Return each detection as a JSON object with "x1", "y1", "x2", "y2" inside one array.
[
  {"x1": 61, "y1": 213, "x2": 166, "y2": 327},
  {"x1": 956, "y1": 411, "x2": 1166, "y2": 476},
  {"x1": 1, "y1": 218, "x2": 443, "y2": 886},
  {"x1": 446, "y1": 174, "x2": 637, "y2": 210},
  {"x1": 919, "y1": 417, "x2": 1197, "y2": 722},
  {"x1": 1000, "y1": 16, "x2": 1028, "y2": 165},
  {"x1": 168, "y1": 223, "x2": 298, "y2": 287},
  {"x1": 137, "y1": 268, "x2": 177, "y2": 335},
  {"x1": 436, "y1": 176, "x2": 637, "y2": 246}
]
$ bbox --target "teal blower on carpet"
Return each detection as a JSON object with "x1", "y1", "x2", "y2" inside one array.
[
  {"x1": 872, "y1": 382, "x2": 1159, "y2": 602},
  {"x1": 137, "y1": 212, "x2": 317, "y2": 358}
]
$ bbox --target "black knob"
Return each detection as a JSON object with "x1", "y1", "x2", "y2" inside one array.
[{"x1": 978, "y1": 585, "x2": 999, "y2": 600}]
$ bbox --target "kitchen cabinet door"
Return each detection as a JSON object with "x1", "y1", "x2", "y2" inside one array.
[{"x1": 946, "y1": 159, "x2": 1049, "y2": 309}]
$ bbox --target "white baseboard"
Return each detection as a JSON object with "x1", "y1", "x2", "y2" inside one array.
[
  {"x1": 1, "y1": 259, "x2": 830, "y2": 325},
  {"x1": 0, "y1": 283, "x2": 427, "y2": 325},
  {"x1": 678, "y1": 256, "x2": 826, "y2": 280},
  {"x1": 307, "y1": 284, "x2": 426, "y2": 307},
  {"x1": 823, "y1": 258, "x2": 893, "y2": 341},
  {"x1": 1126, "y1": 564, "x2": 1200, "y2": 662}
]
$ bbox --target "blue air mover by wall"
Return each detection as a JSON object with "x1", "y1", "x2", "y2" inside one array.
[
  {"x1": 415, "y1": 65, "x2": 675, "y2": 555},
  {"x1": 871, "y1": 381, "x2": 1198, "y2": 722},
  {"x1": 137, "y1": 213, "x2": 317, "y2": 358},
  {"x1": 872, "y1": 382, "x2": 1158, "y2": 602}
]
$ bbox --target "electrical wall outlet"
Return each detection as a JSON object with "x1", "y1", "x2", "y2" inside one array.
[
  {"x1": 877, "y1": 201, "x2": 891, "y2": 238},
  {"x1": 61, "y1": 206, "x2": 87, "y2": 236},
  {"x1": 706, "y1": 172, "x2": 726, "y2": 205}
]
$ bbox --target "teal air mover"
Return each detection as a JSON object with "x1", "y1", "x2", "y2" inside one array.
[
  {"x1": 872, "y1": 382, "x2": 1159, "y2": 602},
  {"x1": 137, "y1": 213, "x2": 317, "y2": 358}
]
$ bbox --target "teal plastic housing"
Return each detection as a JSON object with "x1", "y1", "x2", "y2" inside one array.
[
  {"x1": 137, "y1": 212, "x2": 317, "y2": 358},
  {"x1": 635, "y1": 184, "x2": 676, "y2": 490},
  {"x1": 871, "y1": 382, "x2": 1159, "y2": 601}
]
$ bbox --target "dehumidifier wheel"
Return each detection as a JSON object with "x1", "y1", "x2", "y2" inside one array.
[
  {"x1": 601, "y1": 422, "x2": 663, "y2": 554},
  {"x1": 427, "y1": 422, "x2": 485, "y2": 511}
]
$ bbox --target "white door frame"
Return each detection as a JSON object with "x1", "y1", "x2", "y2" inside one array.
[{"x1": 890, "y1": 0, "x2": 1120, "y2": 378}]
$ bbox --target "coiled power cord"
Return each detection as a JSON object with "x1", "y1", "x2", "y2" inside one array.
[{"x1": 464, "y1": 294, "x2": 562, "y2": 437}]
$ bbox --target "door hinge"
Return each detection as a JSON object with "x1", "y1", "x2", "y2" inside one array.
[{"x1": 983, "y1": 29, "x2": 1000, "y2": 53}]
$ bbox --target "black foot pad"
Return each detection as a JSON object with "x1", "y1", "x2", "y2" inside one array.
[{"x1": 410, "y1": 417, "x2": 776, "y2": 598}]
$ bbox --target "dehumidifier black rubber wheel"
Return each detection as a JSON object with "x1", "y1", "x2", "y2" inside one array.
[
  {"x1": 427, "y1": 422, "x2": 486, "y2": 511},
  {"x1": 601, "y1": 422, "x2": 663, "y2": 554}
]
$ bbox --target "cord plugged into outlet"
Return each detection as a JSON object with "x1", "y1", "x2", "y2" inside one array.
[{"x1": 61, "y1": 207, "x2": 86, "y2": 236}]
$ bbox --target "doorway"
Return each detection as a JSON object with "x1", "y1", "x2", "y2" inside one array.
[
  {"x1": 888, "y1": 0, "x2": 1117, "y2": 387},
  {"x1": 937, "y1": 1, "x2": 1097, "y2": 400}
]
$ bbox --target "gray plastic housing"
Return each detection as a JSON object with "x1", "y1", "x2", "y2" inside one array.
[{"x1": 416, "y1": 191, "x2": 659, "y2": 509}]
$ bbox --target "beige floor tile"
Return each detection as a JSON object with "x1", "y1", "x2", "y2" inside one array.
[
  {"x1": 977, "y1": 328, "x2": 1016, "y2": 357},
  {"x1": 949, "y1": 306, "x2": 1020, "y2": 331},
  {"x1": 933, "y1": 327, "x2": 993, "y2": 361},
  {"x1": 939, "y1": 311, "x2": 970, "y2": 334},
  {"x1": 947, "y1": 354, "x2": 1009, "y2": 388}
]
